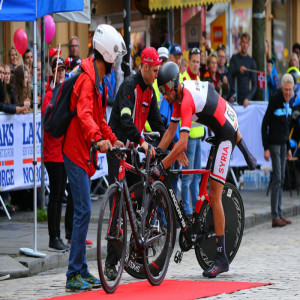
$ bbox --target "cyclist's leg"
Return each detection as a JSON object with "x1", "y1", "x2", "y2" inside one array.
[{"x1": 203, "y1": 139, "x2": 232, "y2": 278}]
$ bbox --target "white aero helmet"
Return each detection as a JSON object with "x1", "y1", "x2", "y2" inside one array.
[{"x1": 93, "y1": 24, "x2": 127, "y2": 64}]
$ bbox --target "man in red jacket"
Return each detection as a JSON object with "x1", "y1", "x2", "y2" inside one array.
[{"x1": 63, "y1": 24, "x2": 126, "y2": 292}]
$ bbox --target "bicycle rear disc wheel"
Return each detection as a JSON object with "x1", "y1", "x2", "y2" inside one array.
[
  {"x1": 195, "y1": 182, "x2": 244, "y2": 270},
  {"x1": 97, "y1": 183, "x2": 127, "y2": 294},
  {"x1": 124, "y1": 182, "x2": 176, "y2": 279},
  {"x1": 142, "y1": 181, "x2": 174, "y2": 286}
]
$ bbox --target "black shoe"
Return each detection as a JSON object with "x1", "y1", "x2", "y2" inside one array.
[
  {"x1": 48, "y1": 237, "x2": 66, "y2": 252},
  {"x1": 203, "y1": 256, "x2": 229, "y2": 278},
  {"x1": 104, "y1": 264, "x2": 118, "y2": 281},
  {"x1": 58, "y1": 237, "x2": 69, "y2": 251}
]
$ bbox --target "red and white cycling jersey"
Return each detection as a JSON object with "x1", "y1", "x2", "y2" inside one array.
[{"x1": 171, "y1": 81, "x2": 239, "y2": 184}]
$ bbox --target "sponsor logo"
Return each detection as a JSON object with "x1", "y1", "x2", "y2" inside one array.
[
  {"x1": 22, "y1": 122, "x2": 41, "y2": 145},
  {"x1": 218, "y1": 146, "x2": 229, "y2": 174},
  {"x1": 0, "y1": 169, "x2": 14, "y2": 187},
  {"x1": 0, "y1": 123, "x2": 14, "y2": 146},
  {"x1": 169, "y1": 188, "x2": 186, "y2": 228}
]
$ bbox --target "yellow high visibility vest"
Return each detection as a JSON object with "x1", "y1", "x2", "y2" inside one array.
[{"x1": 181, "y1": 71, "x2": 204, "y2": 139}]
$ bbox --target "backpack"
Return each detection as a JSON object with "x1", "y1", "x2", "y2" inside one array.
[{"x1": 43, "y1": 72, "x2": 82, "y2": 138}]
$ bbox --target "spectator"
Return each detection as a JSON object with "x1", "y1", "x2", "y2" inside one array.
[
  {"x1": 8, "y1": 46, "x2": 19, "y2": 74},
  {"x1": 199, "y1": 49, "x2": 209, "y2": 80},
  {"x1": 68, "y1": 36, "x2": 80, "y2": 59},
  {"x1": 180, "y1": 56, "x2": 187, "y2": 75},
  {"x1": 261, "y1": 73, "x2": 293, "y2": 228},
  {"x1": 292, "y1": 43, "x2": 300, "y2": 60},
  {"x1": 106, "y1": 46, "x2": 167, "y2": 280},
  {"x1": 200, "y1": 32, "x2": 211, "y2": 60},
  {"x1": 153, "y1": 46, "x2": 169, "y2": 108},
  {"x1": 227, "y1": 32, "x2": 257, "y2": 107},
  {"x1": 286, "y1": 66, "x2": 300, "y2": 106},
  {"x1": 169, "y1": 43, "x2": 183, "y2": 68},
  {"x1": 0, "y1": 63, "x2": 4, "y2": 83},
  {"x1": 13, "y1": 65, "x2": 31, "y2": 108},
  {"x1": 42, "y1": 57, "x2": 68, "y2": 253},
  {"x1": 3, "y1": 64, "x2": 17, "y2": 105},
  {"x1": 62, "y1": 24, "x2": 125, "y2": 292},
  {"x1": 49, "y1": 48, "x2": 61, "y2": 66},
  {"x1": 181, "y1": 47, "x2": 204, "y2": 217},
  {"x1": 23, "y1": 48, "x2": 33, "y2": 72},
  {"x1": 216, "y1": 44, "x2": 228, "y2": 76},
  {"x1": 204, "y1": 52, "x2": 229, "y2": 98},
  {"x1": 0, "y1": 80, "x2": 27, "y2": 114},
  {"x1": 288, "y1": 53, "x2": 299, "y2": 69}
]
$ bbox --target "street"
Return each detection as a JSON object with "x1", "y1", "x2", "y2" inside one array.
[{"x1": 0, "y1": 215, "x2": 299, "y2": 300}]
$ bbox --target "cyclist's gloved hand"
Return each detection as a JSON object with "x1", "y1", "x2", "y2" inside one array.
[{"x1": 150, "y1": 162, "x2": 166, "y2": 181}]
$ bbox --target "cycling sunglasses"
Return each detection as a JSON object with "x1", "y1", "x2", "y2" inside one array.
[{"x1": 189, "y1": 47, "x2": 201, "y2": 55}]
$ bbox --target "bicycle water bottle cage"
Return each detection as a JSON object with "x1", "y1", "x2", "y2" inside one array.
[{"x1": 205, "y1": 136, "x2": 216, "y2": 145}]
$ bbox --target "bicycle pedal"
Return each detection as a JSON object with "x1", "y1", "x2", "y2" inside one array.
[{"x1": 174, "y1": 250, "x2": 183, "y2": 264}]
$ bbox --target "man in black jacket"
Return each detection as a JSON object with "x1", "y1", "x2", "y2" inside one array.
[
  {"x1": 262, "y1": 73, "x2": 293, "y2": 228},
  {"x1": 106, "y1": 47, "x2": 167, "y2": 279}
]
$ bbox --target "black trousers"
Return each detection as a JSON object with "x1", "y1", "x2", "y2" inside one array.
[{"x1": 44, "y1": 162, "x2": 67, "y2": 239}]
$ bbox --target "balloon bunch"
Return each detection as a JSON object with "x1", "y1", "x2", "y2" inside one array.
[{"x1": 13, "y1": 15, "x2": 56, "y2": 55}]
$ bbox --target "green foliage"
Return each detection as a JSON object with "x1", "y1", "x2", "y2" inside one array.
[{"x1": 37, "y1": 209, "x2": 48, "y2": 222}]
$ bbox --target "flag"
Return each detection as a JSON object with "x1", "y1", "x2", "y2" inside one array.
[
  {"x1": 0, "y1": 0, "x2": 84, "y2": 21},
  {"x1": 258, "y1": 72, "x2": 265, "y2": 89}
]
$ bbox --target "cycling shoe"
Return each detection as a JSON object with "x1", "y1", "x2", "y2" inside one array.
[{"x1": 202, "y1": 259, "x2": 229, "y2": 278}]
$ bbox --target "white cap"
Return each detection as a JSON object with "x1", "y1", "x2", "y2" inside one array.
[{"x1": 157, "y1": 47, "x2": 169, "y2": 60}]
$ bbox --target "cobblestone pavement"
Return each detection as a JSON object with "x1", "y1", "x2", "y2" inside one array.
[{"x1": 0, "y1": 216, "x2": 299, "y2": 300}]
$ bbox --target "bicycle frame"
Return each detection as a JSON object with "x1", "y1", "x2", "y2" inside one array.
[
  {"x1": 112, "y1": 151, "x2": 148, "y2": 251},
  {"x1": 164, "y1": 140, "x2": 217, "y2": 239}
]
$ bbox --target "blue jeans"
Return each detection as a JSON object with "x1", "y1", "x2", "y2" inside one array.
[
  {"x1": 181, "y1": 137, "x2": 201, "y2": 215},
  {"x1": 269, "y1": 144, "x2": 286, "y2": 221},
  {"x1": 64, "y1": 154, "x2": 91, "y2": 279}
]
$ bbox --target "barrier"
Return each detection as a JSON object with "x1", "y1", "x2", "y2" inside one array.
[{"x1": 0, "y1": 102, "x2": 269, "y2": 191}]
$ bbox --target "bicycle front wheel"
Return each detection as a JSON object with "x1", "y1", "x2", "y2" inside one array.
[
  {"x1": 124, "y1": 182, "x2": 176, "y2": 280},
  {"x1": 142, "y1": 181, "x2": 174, "y2": 286},
  {"x1": 97, "y1": 183, "x2": 127, "y2": 294},
  {"x1": 195, "y1": 182, "x2": 244, "y2": 270}
]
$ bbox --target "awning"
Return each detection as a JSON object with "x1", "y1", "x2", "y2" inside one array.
[{"x1": 149, "y1": 0, "x2": 229, "y2": 11}]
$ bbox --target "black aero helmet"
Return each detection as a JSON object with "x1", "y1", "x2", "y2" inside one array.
[{"x1": 157, "y1": 61, "x2": 179, "y2": 95}]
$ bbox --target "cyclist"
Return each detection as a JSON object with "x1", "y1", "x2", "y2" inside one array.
[{"x1": 152, "y1": 61, "x2": 257, "y2": 278}]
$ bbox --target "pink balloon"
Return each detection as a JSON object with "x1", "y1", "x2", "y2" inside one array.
[
  {"x1": 45, "y1": 15, "x2": 56, "y2": 43},
  {"x1": 14, "y1": 29, "x2": 28, "y2": 55}
]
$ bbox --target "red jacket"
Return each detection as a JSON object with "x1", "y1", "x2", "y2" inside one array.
[
  {"x1": 42, "y1": 76, "x2": 64, "y2": 163},
  {"x1": 63, "y1": 57, "x2": 117, "y2": 177}
]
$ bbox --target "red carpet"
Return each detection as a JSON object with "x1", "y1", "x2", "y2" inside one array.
[{"x1": 40, "y1": 280, "x2": 272, "y2": 300}]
